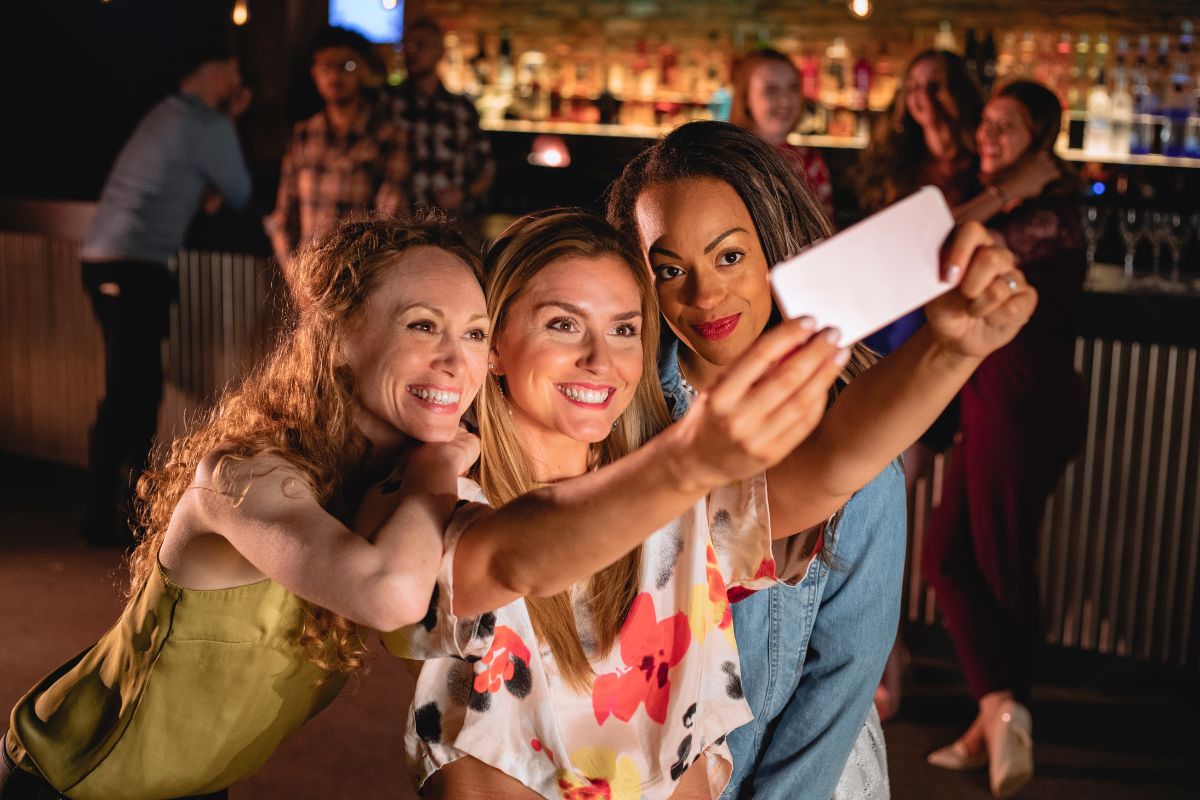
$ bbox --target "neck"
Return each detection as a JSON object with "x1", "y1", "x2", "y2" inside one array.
[
  {"x1": 353, "y1": 407, "x2": 411, "y2": 475},
  {"x1": 512, "y1": 416, "x2": 590, "y2": 483},
  {"x1": 759, "y1": 127, "x2": 787, "y2": 147},
  {"x1": 923, "y1": 123, "x2": 957, "y2": 161},
  {"x1": 678, "y1": 347, "x2": 723, "y2": 393},
  {"x1": 411, "y1": 71, "x2": 441, "y2": 96},
  {"x1": 178, "y1": 77, "x2": 220, "y2": 111},
  {"x1": 325, "y1": 96, "x2": 363, "y2": 133}
]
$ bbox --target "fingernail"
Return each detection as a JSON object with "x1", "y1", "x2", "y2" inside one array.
[
  {"x1": 945, "y1": 264, "x2": 962, "y2": 283},
  {"x1": 797, "y1": 316, "x2": 816, "y2": 331},
  {"x1": 822, "y1": 327, "x2": 842, "y2": 345},
  {"x1": 834, "y1": 347, "x2": 852, "y2": 366}
]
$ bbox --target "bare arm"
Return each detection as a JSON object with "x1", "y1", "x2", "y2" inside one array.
[
  {"x1": 185, "y1": 441, "x2": 471, "y2": 631},
  {"x1": 765, "y1": 222, "x2": 1038, "y2": 536},
  {"x1": 451, "y1": 318, "x2": 848, "y2": 616},
  {"x1": 954, "y1": 152, "x2": 1060, "y2": 225}
]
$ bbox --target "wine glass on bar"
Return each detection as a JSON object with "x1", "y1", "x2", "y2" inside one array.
[
  {"x1": 1146, "y1": 211, "x2": 1173, "y2": 289},
  {"x1": 1161, "y1": 212, "x2": 1192, "y2": 290},
  {"x1": 1117, "y1": 207, "x2": 1146, "y2": 284},
  {"x1": 1081, "y1": 206, "x2": 1109, "y2": 279}
]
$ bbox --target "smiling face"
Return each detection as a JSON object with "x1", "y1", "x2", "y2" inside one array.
[
  {"x1": 904, "y1": 56, "x2": 953, "y2": 132},
  {"x1": 747, "y1": 60, "x2": 801, "y2": 145},
  {"x1": 634, "y1": 177, "x2": 774, "y2": 384},
  {"x1": 340, "y1": 246, "x2": 488, "y2": 447},
  {"x1": 490, "y1": 255, "x2": 644, "y2": 462},
  {"x1": 977, "y1": 96, "x2": 1034, "y2": 176}
]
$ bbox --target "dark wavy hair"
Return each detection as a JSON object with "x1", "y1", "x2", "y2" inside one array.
[
  {"x1": 605, "y1": 120, "x2": 875, "y2": 386},
  {"x1": 855, "y1": 50, "x2": 983, "y2": 212}
]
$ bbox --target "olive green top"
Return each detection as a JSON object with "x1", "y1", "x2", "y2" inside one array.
[{"x1": 5, "y1": 563, "x2": 347, "y2": 800}]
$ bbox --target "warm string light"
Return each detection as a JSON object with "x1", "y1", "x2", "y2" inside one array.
[
  {"x1": 382, "y1": 0, "x2": 399, "y2": 9},
  {"x1": 232, "y1": 0, "x2": 249, "y2": 26},
  {"x1": 848, "y1": 0, "x2": 873, "y2": 19}
]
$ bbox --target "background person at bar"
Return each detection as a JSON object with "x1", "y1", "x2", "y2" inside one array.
[
  {"x1": 390, "y1": 17, "x2": 495, "y2": 218},
  {"x1": 923, "y1": 80, "x2": 1087, "y2": 800},
  {"x1": 266, "y1": 26, "x2": 409, "y2": 282},
  {"x1": 78, "y1": 39, "x2": 251, "y2": 548},
  {"x1": 730, "y1": 48, "x2": 835, "y2": 220}
]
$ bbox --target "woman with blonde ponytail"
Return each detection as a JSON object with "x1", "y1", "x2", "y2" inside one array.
[{"x1": 2, "y1": 214, "x2": 492, "y2": 800}]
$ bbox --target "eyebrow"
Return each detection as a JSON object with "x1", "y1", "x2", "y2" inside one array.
[
  {"x1": 533, "y1": 300, "x2": 642, "y2": 321},
  {"x1": 395, "y1": 303, "x2": 488, "y2": 323},
  {"x1": 648, "y1": 227, "x2": 748, "y2": 260}
]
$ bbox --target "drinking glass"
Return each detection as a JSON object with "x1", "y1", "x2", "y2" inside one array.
[
  {"x1": 1081, "y1": 206, "x2": 1109, "y2": 277},
  {"x1": 1161, "y1": 212, "x2": 1192, "y2": 289},
  {"x1": 1117, "y1": 208, "x2": 1146, "y2": 283},
  {"x1": 1145, "y1": 211, "x2": 1173, "y2": 288}
]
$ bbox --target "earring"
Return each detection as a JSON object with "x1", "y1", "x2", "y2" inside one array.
[
  {"x1": 488, "y1": 361, "x2": 494, "y2": 371},
  {"x1": 612, "y1": 419, "x2": 620, "y2": 431}
]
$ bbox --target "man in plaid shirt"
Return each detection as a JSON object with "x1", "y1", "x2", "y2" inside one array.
[
  {"x1": 390, "y1": 18, "x2": 494, "y2": 216},
  {"x1": 267, "y1": 26, "x2": 409, "y2": 281}
]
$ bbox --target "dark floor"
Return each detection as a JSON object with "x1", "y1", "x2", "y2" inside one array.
[{"x1": 1, "y1": 455, "x2": 1196, "y2": 799}]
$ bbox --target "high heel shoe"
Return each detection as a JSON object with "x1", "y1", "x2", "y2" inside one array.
[
  {"x1": 984, "y1": 699, "x2": 1033, "y2": 798},
  {"x1": 926, "y1": 738, "x2": 987, "y2": 771}
]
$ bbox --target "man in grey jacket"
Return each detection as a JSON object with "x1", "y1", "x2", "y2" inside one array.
[{"x1": 80, "y1": 40, "x2": 251, "y2": 546}]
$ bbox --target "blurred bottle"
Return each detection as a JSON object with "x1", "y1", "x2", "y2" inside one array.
[
  {"x1": 964, "y1": 28, "x2": 980, "y2": 85},
  {"x1": 1162, "y1": 22, "x2": 1194, "y2": 157},
  {"x1": 1069, "y1": 33, "x2": 1090, "y2": 113},
  {"x1": 852, "y1": 47, "x2": 873, "y2": 111},
  {"x1": 1110, "y1": 40, "x2": 1134, "y2": 156},
  {"x1": 1130, "y1": 35, "x2": 1156, "y2": 154},
  {"x1": 980, "y1": 30, "x2": 998, "y2": 93},
  {"x1": 1085, "y1": 67, "x2": 1113, "y2": 155}
]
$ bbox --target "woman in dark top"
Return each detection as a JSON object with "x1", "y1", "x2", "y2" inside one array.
[{"x1": 923, "y1": 80, "x2": 1087, "y2": 799}]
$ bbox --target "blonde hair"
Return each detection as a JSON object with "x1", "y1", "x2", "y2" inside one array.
[
  {"x1": 129, "y1": 213, "x2": 482, "y2": 679},
  {"x1": 477, "y1": 209, "x2": 672, "y2": 692}
]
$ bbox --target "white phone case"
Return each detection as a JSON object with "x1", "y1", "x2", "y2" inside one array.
[{"x1": 770, "y1": 185, "x2": 957, "y2": 347}]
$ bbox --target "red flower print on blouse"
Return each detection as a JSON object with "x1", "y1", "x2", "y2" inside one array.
[
  {"x1": 726, "y1": 556, "x2": 778, "y2": 604},
  {"x1": 474, "y1": 625, "x2": 532, "y2": 694},
  {"x1": 593, "y1": 593, "x2": 691, "y2": 725}
]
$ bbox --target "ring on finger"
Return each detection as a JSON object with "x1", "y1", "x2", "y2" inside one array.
[{"x1": 1003, "y1": 274, "x2": 1020, "y2": 293}]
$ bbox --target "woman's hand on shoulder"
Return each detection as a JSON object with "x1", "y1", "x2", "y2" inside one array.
[
  {"x1": 667, "y1": 318, "x2": 848, "y2": 492},
  {"x1": 999, "y1": 151, "x2": 1060, "y2": 208},
  {"x1": 925, "y1": 221, "x2": 1038, "y2": 360}
]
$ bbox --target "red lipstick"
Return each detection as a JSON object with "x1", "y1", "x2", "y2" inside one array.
[{"x1": 692, "y1": 314, "x2": 741, "y2": 341}]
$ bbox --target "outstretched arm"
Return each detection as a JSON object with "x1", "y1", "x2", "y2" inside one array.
[
  {"x1": 766, "y1": 221, "x2": 1037, "y2": 536},
  {"x1": 450, "y1": 317, "x2": 848, "y2": 616},
  {"x1": 182, "y1": 435, "x2": 476, "y2": 631}
]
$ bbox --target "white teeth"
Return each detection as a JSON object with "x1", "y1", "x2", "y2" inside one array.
[
  {"x1": 409, "y1": 387, "x2": 460, "y2": 405},
  {"x1": 558, "y1": 385, "x2": 610, "y2": 404}
]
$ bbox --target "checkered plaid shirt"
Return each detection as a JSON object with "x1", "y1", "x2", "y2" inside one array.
[
  {"x1": 390, "y1": 80, "x2": 494, "y2": 213},
  {"x1": 270, "y1": 100, "x2": 409, "y2": 252}
]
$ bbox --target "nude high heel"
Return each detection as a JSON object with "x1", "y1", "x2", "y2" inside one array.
[
  {"x1": 985, "y1": 699, "x2": 1033, "y2": 798},
  {"x1": 926, "y1": 738, "x2": 987, "y2": 771}
]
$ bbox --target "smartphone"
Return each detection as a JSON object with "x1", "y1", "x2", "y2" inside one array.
[{"x1": 770, "y1": 185, "x2": 956, "y2": 347}]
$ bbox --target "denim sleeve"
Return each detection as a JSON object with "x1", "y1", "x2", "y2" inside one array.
[{"x1": 733, "y1": 460, "x2": 906, "y2": 800}]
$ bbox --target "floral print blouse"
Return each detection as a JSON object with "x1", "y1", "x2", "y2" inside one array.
[{"x1": 385, "y1": 474, "x2": 809, "y2": 799}]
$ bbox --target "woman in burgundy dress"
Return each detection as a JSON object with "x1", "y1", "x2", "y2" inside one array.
[{"x1": 923, "y1": 80, "x2": 1087, "y2": 799}]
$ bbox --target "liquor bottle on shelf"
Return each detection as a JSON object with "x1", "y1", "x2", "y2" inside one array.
[
  {"x1": 1084, "y1": 67, "x2": 1113, "y2": 155},
  {"x1": 852, "y1": 47, "x2": 872, "y2": 111},
  {"x1": 1130, "y1": 36, "x2": 1156, "y2": 155},
  {"x1": 1110, "y1": 41, "x2": 1134, "y2": 156},
  {"x1": 964, "y1": 28, "x2": 979, "y2": 86},
  {"x1": 1162, "y1": 22, "x2": 1194, "y2": 157},
  {"x1": 980, "y1": 30, "x2": 998, "y2": 93},
  {"x1": 1068, "y1": 33, "x2": 1090, "y2": 114}
]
